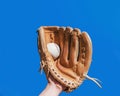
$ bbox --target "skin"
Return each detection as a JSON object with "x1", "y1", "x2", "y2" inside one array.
[{"x1": 39, "y1": 75, "x2": 65, "y2": 96}]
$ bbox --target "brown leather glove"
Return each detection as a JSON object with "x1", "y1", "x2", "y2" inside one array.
[{"x1": 37, "y1": 26, "x2": 101, "y2": 92}]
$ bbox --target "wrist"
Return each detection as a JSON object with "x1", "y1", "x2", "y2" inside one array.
[
  {"x1": 49, "y1": 83, "x2": 63, "y2": 95},
  {"x1": 39, "y1": 82, "x2": 63, "y2": 96}
]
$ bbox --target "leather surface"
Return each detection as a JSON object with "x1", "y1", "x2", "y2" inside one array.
[{"x1": 37, "y1": 26, "x2": 92, "y2": 92}]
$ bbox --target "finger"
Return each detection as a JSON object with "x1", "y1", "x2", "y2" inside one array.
[
  {"x1": 60, "y1": 27, "x2": 72, "y2": 67},
  {"x1": 69, "y1": 28, "x2": 80, "y2": 67},
  {"x1": 78, "y1": 32, "x2": 92, "y2": 71}
]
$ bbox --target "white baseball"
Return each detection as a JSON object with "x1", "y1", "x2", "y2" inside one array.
[{"x1": 47, "y1": 43, "x2": 60, "y2": 59}]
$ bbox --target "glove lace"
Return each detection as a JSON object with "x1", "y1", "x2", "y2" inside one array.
[{"x1": 83, "y1": 74, "x2": 102, "y2": 88}]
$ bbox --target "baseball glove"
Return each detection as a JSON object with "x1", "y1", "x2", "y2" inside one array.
[{"x1": 37, "y1": 26, "x2": 101, "y2": 92}]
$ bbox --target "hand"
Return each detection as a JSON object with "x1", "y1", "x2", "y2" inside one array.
[{"x1": 39, "y1": 74, "x2": 66, "y2": 96}]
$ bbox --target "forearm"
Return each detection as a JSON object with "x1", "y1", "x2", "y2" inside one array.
[{"x1": 39, "y1": 83, "x2": 63, "y2": 96}]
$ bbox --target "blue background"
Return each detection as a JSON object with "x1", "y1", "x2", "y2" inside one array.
[{"x1": 0, "y1": 0, "x2": 120, "y2": 96}]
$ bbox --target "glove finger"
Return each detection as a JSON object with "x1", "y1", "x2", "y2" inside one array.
[
  {"x1": 69, "y1": 28, "x2": 80, "y2": 67},
  {"x1": 38, "y1": 26, "x2": 60, "y2": 60},
  {"x1": 58, "y1": 27, "x2": 65, "y2": 58},
  {"x1": 37, "y1": 27, "x2": 48, "y2": 54},
  {"x1": 37, "y1": 33, "x2": 41, "y2": 53},
  {"x1": 60, "y1": 27, "x2": 72, "y2": 67},
  {"x1": 78, "y1": 32, "x2": 92, "y2": 71}
]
